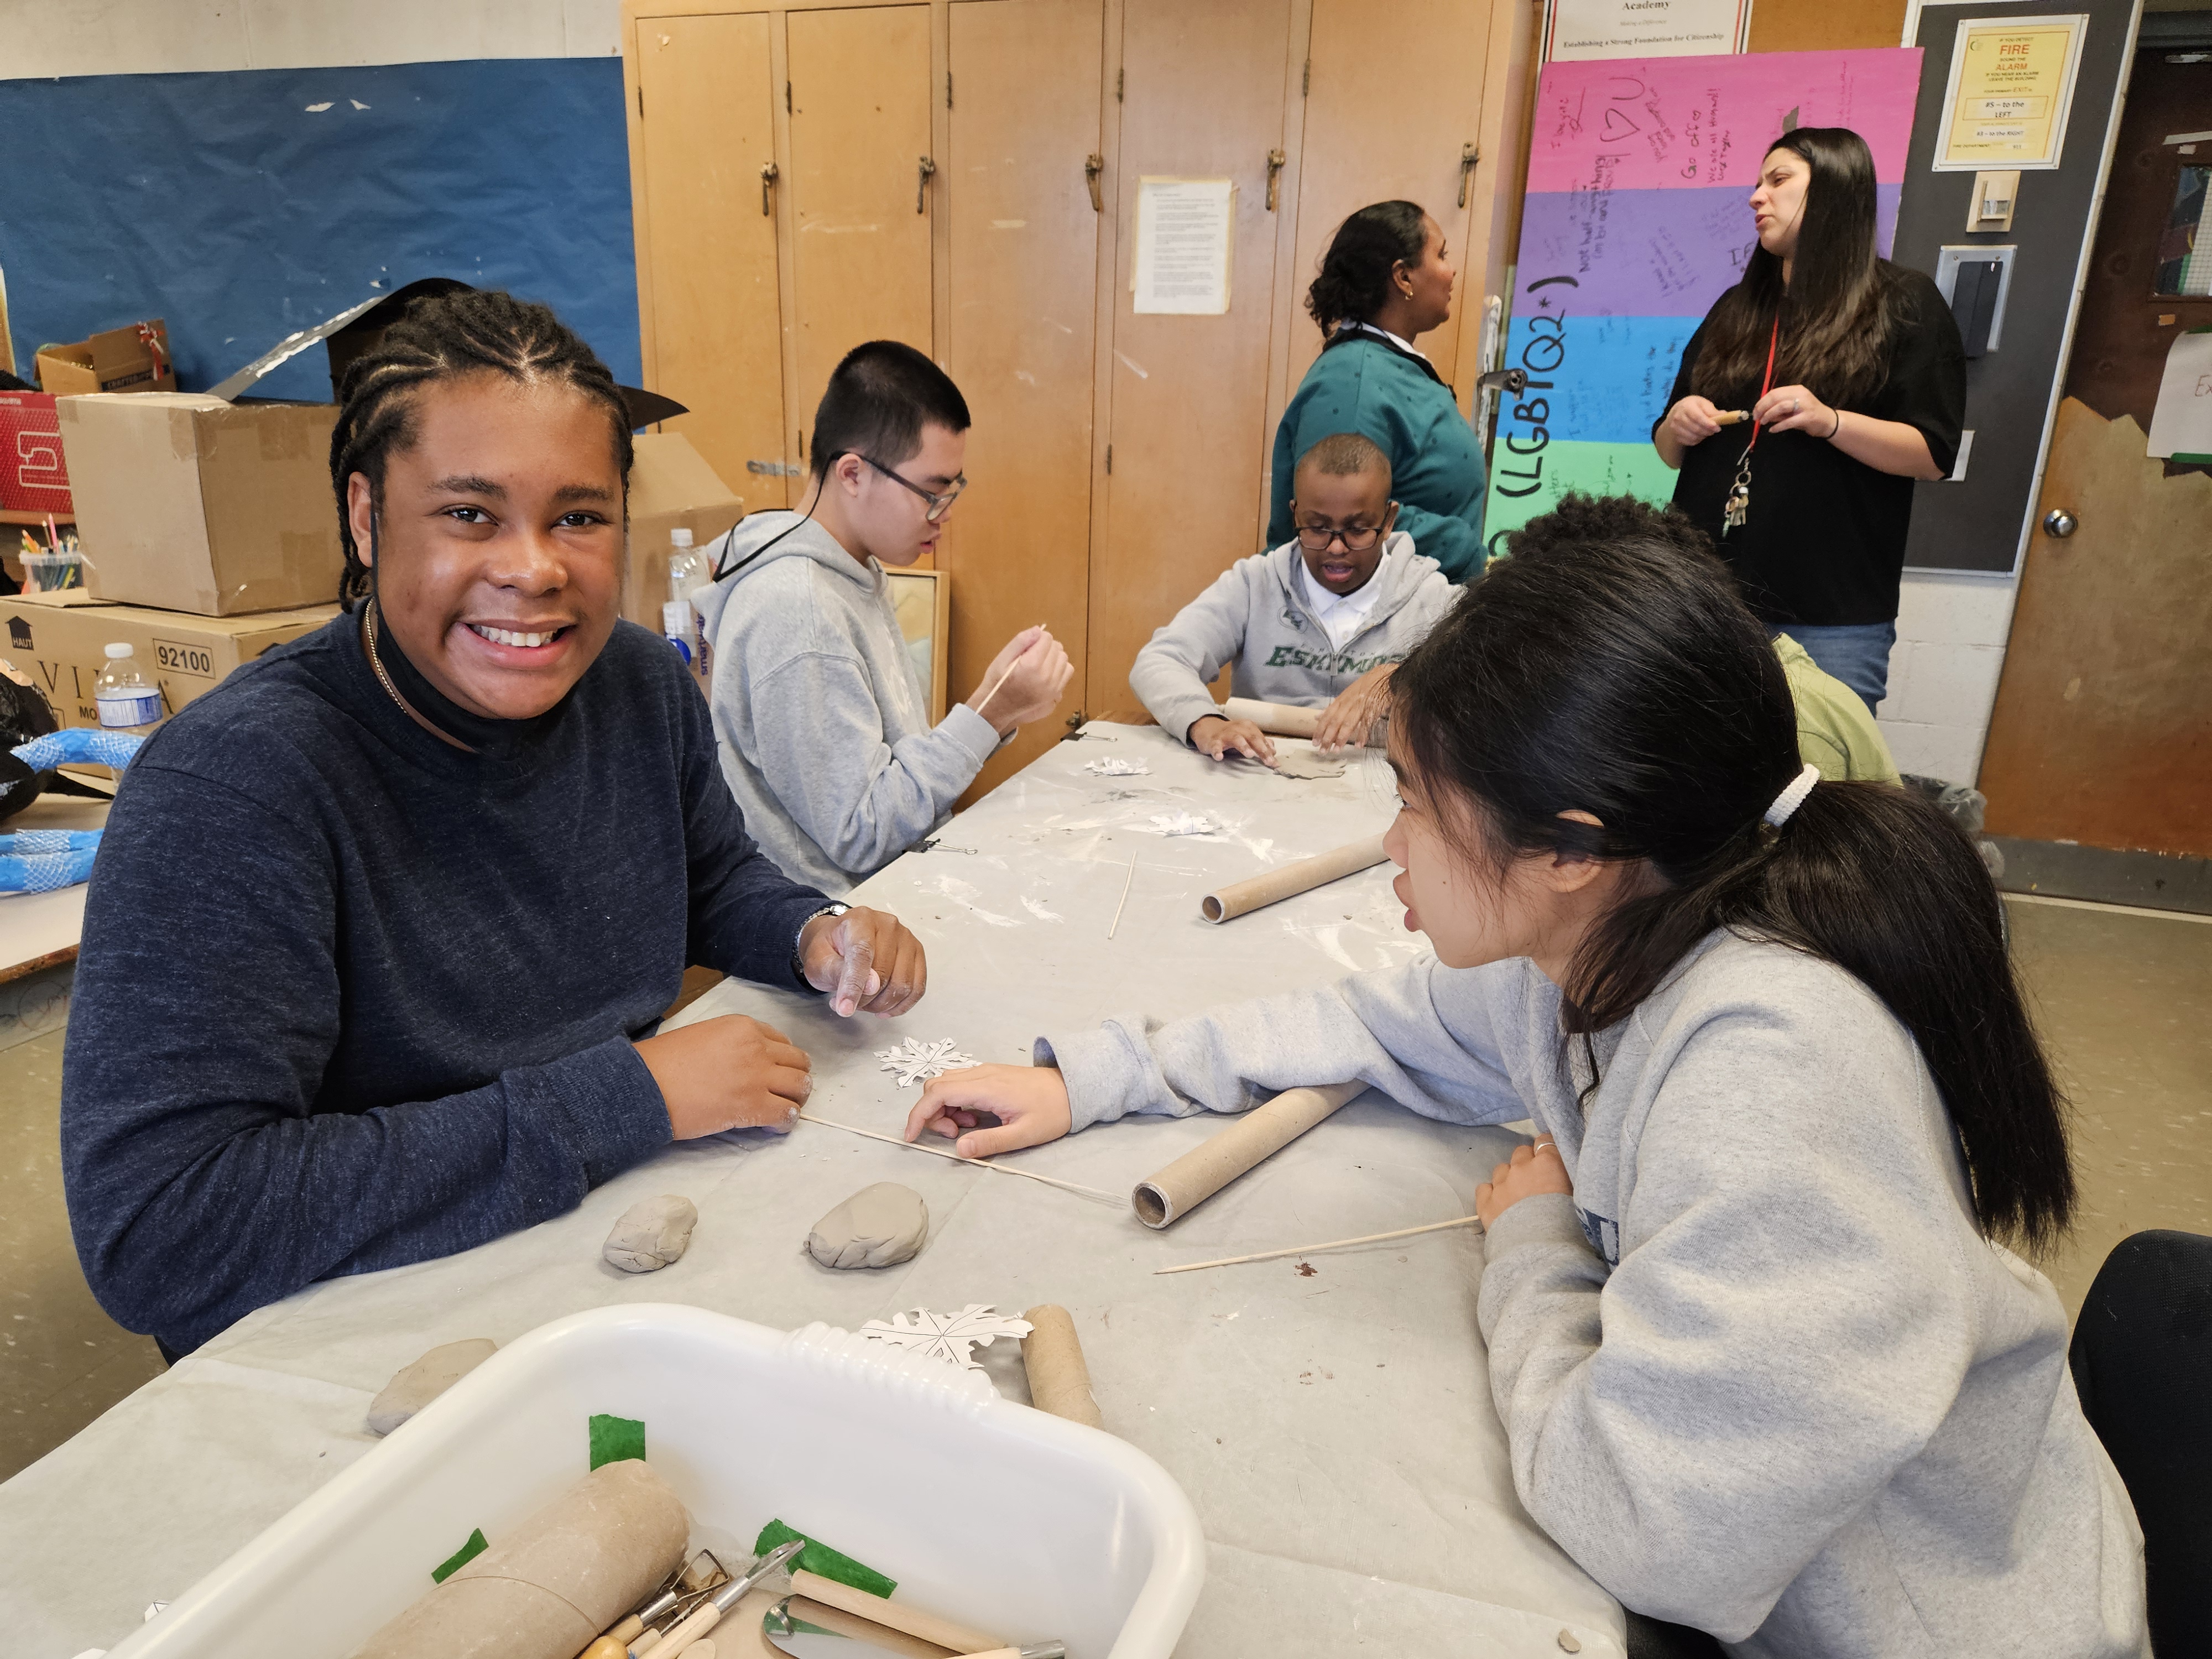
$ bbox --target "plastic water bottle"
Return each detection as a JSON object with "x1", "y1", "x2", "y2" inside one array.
[
  {"x1": 93, "y1": 643, "x2": 164, "y2": 735},
  {"x1": 661, "y1": 528, "x2": 713, "y2": 682}
]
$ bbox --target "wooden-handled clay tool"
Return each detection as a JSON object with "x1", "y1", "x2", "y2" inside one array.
[
  {"x1": 1713, "y1": 409, "x2": 1751, "y2": 425},
  {"x1": 582, "y1": 1552, "x2": 729, "y2": 1657},
  {"x1": 761, "y1": 1595, "x2": 1066, "y2": 1659},
  {"x1": 634, "y1": 1539, "x2": 807, "y2": 1659},
  {"x1": 786, "y1": 1570, "x2": 1004, "y2": 1653}
]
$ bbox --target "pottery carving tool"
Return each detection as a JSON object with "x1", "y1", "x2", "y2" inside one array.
[
  {"x1": 973, "y1": 625, "x2": 1047, "y2": 719},
  {"x1": 634, "y1": 1539, "x2": 807, "y2": 1658},
  {"x1": 1713, "y1": 409, "x2": 1751, "y2": 425},
  {"x1": 582, "y1": 1551, "x2": 729, "y2": 1657},
  {"x1": 761, "y1": 1595, "x2": 1066, "y2": 1659}
]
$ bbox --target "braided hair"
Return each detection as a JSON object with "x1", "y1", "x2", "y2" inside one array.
[{"x1": 328, "y1": 289, "x2": 634, "y2": 609}]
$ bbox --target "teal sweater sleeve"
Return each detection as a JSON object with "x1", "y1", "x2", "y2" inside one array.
[{"x1": 1267, "y1": 340, "x2": 1489, "y2": 582}]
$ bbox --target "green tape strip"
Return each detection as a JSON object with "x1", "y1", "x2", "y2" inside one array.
[
  {"x1": 431, "y1": 1527, "x2": 488, "y2": 1584},
  {"x1": 589, "y1": 1413, "x2": 646, "y2": 1470},
  {"x1": 753, "y1": 1519, "x2": 897, "y2": 1598}
]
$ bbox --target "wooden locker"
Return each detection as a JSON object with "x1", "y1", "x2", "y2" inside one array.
[
  {"x1": 786, "y1": 5, "x2": 937, "y2": 459},
  {"x1": 630, "y1": 13, "x2": 787, "y2": 507},
  {"x1": 1088, "y1": 0, "x2": 1297, "y2": 722},
  {"x1": 1286, "y1": 0, "x2": 1495, "y2": 398},
  {"x1": 943, "y1": 0, "x2": 1105, "y2": 797}
]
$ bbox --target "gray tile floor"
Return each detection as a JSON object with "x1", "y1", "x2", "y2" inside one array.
[{"x1": 1, "y1": 897, "x2": 2205, "y2": 1483}]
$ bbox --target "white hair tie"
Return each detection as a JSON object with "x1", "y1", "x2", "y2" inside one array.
[{"x1": 1764, "y1": 762, "x2": 1820, "y2": 828}]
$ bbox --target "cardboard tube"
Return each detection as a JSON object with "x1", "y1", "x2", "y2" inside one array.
[
  {"x1": 1222, "y1": 697, "x2": 1386, "y2": 747},
  {"x1": 1020, "y1": 1305, "x2": 1103, "y2": 1430},
  {"x1": 1132, "y1": 1082, "x2": 1364, "y2": 1229},
  {"x1": 1201, "y1": 833, "x2": 1389, "y2": 924},
  {"x1": 352, "y1": 1460, "x2": 690, "y2": 1659}
]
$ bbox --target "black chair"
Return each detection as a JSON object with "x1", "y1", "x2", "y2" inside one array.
[{"x1": 2069, "y1": 1229, "x2": 2212, "y2": 1655}]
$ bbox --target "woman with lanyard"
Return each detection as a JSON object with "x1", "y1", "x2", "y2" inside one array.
[
  {"x1": 1268, "y1": 201, "x2": 1488, "y2": 583},
  {"x1": 1655, "y1": 127, "x2": 1965, "y2": 713}
]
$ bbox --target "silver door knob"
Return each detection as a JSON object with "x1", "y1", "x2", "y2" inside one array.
[{"x1": 2042, "y1": 508, "x2": 2078, "y2": 539}]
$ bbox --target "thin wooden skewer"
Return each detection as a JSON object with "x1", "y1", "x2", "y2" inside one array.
[
  {"x1": 973, "y1": 623, "x2": 1045, "y2": 719},
  {"x1": 1155, "y1": 1214, "x2": 1482, "y2": 1275},
  {"x1": 1108, "y1": 849, "x2": 1137, "y2": 939},
  {"x1": 799, "y1": 1109, "x2": 1121, "y2": 1203}
]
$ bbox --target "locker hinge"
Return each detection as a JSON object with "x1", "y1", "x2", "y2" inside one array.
[
  {"x1": 1302, "y1": 59, "x2": 1311, "y2": 97},
  {"x1": 1105, "y1": 444, "x2": 1113, "y2": 474},
  {"x1": 1116, "y1": 67, "x2": 1124, "y2": 102},
  {"x1": 1266, "y1": 148, "x2": 1287, "y2": 211},
  {"x1": 798, "y1": 429, "x2": 806, "y2": 461},
  {"x1": 947, "y1": 70, "x2": 954, "y2": 109},
  {"x1": 637, "y1": 85, "x2": 644, "y2": 119},
  {"x1": 786, "y1": 80, "x2": 793, "y2": 114},
  {"x1": 1458, "y1": 142, "x2": 1479, "y2": 207}
]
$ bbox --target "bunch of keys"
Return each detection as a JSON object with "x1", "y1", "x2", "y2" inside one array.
[{"x1": 1723, "y1": 453, "x2": 1754, "y2": 534}]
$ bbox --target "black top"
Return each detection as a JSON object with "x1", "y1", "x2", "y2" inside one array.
[
  {"x1": 61, "y1": 611, "x2": 831, "y2": 1354},
  {"x1": 1660, "y1": 264, "x2": 1966, "y2": 627}
]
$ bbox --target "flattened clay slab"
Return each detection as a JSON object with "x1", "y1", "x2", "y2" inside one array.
[
  {"x1": 1272, "y1": 749, "x2": 1347, "y2": 780},
  {"x1": 806, "y1": 1182, "x2": 928, "y2": 1270},
  {"x1": 366, "y1": 1338, "x2": 497, "y2": 1436},
  {"x1": 604, "y1": 1194, "x2": 699, "y2": 1274}
]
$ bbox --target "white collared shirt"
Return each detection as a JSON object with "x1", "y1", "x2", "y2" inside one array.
[
  {"x1": 1297, "y1": 546, "x2": 1392, "y2": 650},
  {"x1": 1341, "y1": 320, "x2": 1431, "y2": 362}
]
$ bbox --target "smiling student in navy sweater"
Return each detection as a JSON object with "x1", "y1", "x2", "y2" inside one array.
[{"x1": 61, "y1": 291, "x2": 927, "y2": 1358}]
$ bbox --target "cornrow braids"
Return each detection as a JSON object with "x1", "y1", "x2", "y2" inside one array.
[{"x1": 328, "y1": 289, "x2": 635, "y2": 609}]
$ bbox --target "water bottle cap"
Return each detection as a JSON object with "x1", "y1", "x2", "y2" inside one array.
[
  {"x1": 671, "y1": 528, "x2": 694, "y2": 547},
  {"x1": 105, "y1": 643, "x2": 134, "y2": 659}
]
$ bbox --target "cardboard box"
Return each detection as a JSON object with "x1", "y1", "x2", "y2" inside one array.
[
  {"x1": 34, "y1": 321, "x2": 175, "y2": 397},
  {"x1": 58, "y1": 394, "x2": 342, "y2": 616},
  {"x1": 624, "y1": 431, "x2": 745, "y2": 631},
  {"x1": 0, "y1": 598, "x2": 337, "y2": 731},
  {"x1": 0, "y1": 390, "x2": 73, "y2": 517}
]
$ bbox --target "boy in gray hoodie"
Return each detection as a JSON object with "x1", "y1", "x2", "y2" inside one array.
[
  {"x1": 1129, "y1": 432, "x2": 1458, "y2": 761},
  {"x1": 695, "y1": 342, "x2": 1071, "y2": 896}
]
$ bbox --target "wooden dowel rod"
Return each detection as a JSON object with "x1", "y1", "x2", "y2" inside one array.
[
  {"x1": 1155, "y1": 1214, "x2": 1481, "y2": 1274},
  {"x1": 798, "y1": 1111, "x2": 1121, "y2": 1203}
]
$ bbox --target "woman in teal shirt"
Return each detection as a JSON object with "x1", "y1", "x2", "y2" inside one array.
[{"x1": 1268, "y1": 201, "x2": 1488, "y2": 582}]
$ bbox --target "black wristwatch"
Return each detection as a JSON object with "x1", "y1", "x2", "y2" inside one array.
[{"x1": 791, "y1": 902, "x2": 851, "y2": 989}]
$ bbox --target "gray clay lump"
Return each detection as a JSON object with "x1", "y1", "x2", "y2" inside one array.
[
  {"x1": 603, "y1": 1194, "x2": 700, "y2": 1274},
  {"x1": 806, "y1": 1182, "x2": 928, "y2": 1270},
  {"x1": 366, "y1": 1337, "x2": 497, "y2": 1436}
]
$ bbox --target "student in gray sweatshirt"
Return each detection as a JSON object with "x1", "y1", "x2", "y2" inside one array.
[
  {"x1": 906, "y1": 496, "x2": 2146, "y2": 1656},
  {"x1": 695, "y1": 342, "x2": 1071, "y2": 895},
  {"x1": 1129, "y1": 432, "x2": 1458, "y2": 762}
]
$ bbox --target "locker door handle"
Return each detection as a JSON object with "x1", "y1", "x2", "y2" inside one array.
[
  {"x1": 1085, "y1": 153, "x2": 1105, "y2": 213},
  {"x1": 1458, "y1": 143, "x2": 1479, "y2": 208},
  {"x1": 1266, "y1": 148, "x2": 1286, "y2": 211},
  {"x1": 917, "y1": 155, "x2": 937, "y2": 213},
  {"x1": 760, "y1": 161, "x2": 778, "y2": 216}
]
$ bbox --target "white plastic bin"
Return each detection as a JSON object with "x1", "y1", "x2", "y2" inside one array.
[{"x1": 108, "y1": 1305, "x2": 1206, "y2": 1658}]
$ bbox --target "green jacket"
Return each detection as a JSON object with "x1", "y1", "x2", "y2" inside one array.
[
  {"x1": 1268, "y1": 334, "x2": 1489, "y2": 582},
  {"x1": 1777, "y1": 633, "x2": 1902, "y2": 786}
]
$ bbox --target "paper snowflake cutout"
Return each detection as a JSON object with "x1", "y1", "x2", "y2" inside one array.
[
  {"x1": 875, "y1": 1037, "x2": 979, "y2": 1087},
  {"x1": 1083, "y1": 757, "x2": 1150, "y2": 776},
  {"x1": 1149, "y1": 810, "x2": 1217, "y2": 836},
  {"x1": 858, "y1": 1304, "x2": 1034, "y2": 1370}
]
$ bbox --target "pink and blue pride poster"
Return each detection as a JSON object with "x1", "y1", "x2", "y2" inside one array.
[{"x1": 1483, "y1": 48, "x2": 1922, "y2": 555}]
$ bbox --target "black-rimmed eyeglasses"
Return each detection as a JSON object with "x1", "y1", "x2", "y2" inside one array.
[
  {"x1": 857, "y1": 453, "x2": 968, "y2": 522},
  {"x1": 1293, "y1": 522, "x2": 1386, "y2": 552}
]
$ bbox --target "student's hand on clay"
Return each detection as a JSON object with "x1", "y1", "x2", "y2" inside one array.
[
  {"x1": 904, "y1": 1063, "x2": 1073, "y2": 1157},
  {"x1": 635, "y1": 1014, "x2": 812, "y2": 1139},
  {"x1": 1474, "y1": 1136, "x2": 1573, "y2": 1229},
  {"x1": 969, "y1": 626, "x2": 1073, "y2": 733},
  {"x1": 1752, "y1": 383, "x2": 1835, "y2": 437},
  {"x1": 1188, "y1": 714, "x2": 1276, "y2": 765},
  {"x1": 800, "y1": 905, "x2": 928, "y2": 1017},
  {"x1": 1313, "y1": 664, "x2": 1394, "y2": 753},
  {"x1": 1663, "y1": 395, "x2": 1726, "y2": 448}
]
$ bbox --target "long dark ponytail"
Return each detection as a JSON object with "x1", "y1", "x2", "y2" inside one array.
[
  {"x1": 1392, "y1": 493, "x2": 2074, "y2": 1253},
  {"x1": 1691, "y1": 127, "x2": 1900, "y2": 409},
  {"x1": 1307, "y1": 201, "x2": 1430, "y2": 335}
]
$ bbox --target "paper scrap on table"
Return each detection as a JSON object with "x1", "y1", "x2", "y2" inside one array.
[
  {"x1": 859, "y1": 1304, "x2": 1033, "y2": 1370},
  {"x1": 1133, "y1": 178, "x2": 1234, "y2": 315},
  {"x1": 1083, "y1": 757, "x2": 1150, "y2": 776},
  {"x1": 875, "y1": 1037, "x2": 979, "y2": 1087},
  {"x1": 1149, "y1": 810, "x2": 1217, "y2": 836},
  {"x1": 2147, "y1": 328, "x2": 2212, "y2": 459}
]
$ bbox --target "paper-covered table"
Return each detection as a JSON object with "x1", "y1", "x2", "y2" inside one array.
[{"x1": 0, "y1": 725, "x2": 1624, "y2": 1657}]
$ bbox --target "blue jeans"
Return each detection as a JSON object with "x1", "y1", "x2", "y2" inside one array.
[{"x1": 1782, "y1": 622, "x2": 1896, "y2": 714}]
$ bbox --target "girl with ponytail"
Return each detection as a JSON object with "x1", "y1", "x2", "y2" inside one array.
[{"x1": 903, "y1": 493, "x2": 2144, "y2": 1656}]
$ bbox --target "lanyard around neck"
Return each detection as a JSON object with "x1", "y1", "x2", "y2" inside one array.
[{"x1": 1744, "y1": 315, "x2": 1781, "y2": 456}]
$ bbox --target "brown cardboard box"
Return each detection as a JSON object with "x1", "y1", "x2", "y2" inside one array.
[
  {"x1": 624, "y1": 431, "x2": 745, "y2": 632},
  {"x1": 0, "y1": 598, "x2": 337, "y2": 730},
  {"x1": 34, "y1": 321, "x2": 176, "y2": 396},
  {"x1": 57, "y1": 394, "x2": 343, "y2": 617}
]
